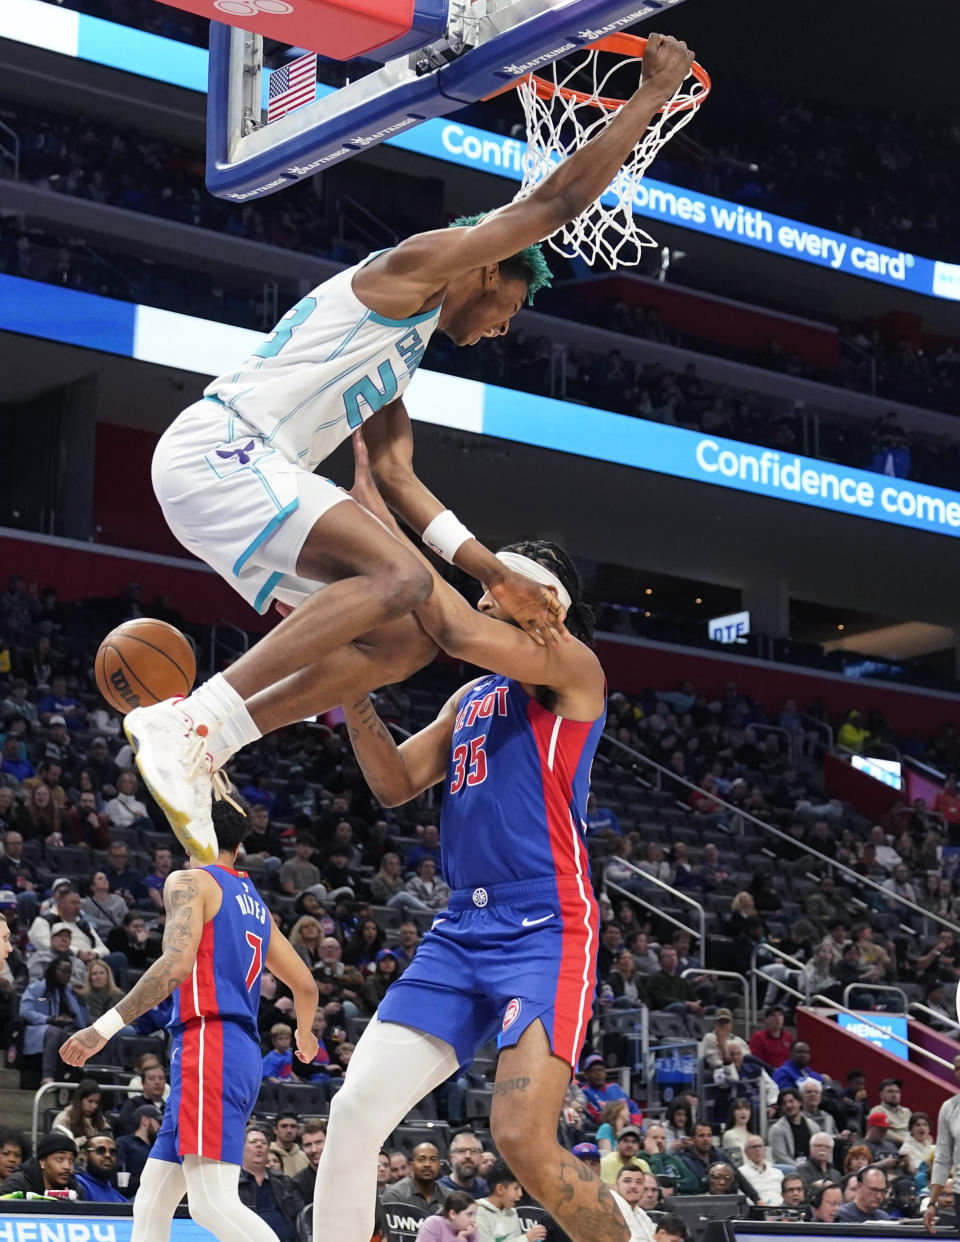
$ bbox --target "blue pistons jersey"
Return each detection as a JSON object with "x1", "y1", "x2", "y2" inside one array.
[
  {"x1": 377, "y1": 674, "x2": 606, "y2": 1069},
  {"x1": 153, "y1": 865, "x2": 271, "y2": 1166}
]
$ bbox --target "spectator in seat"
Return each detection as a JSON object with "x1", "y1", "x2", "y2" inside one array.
[
  {"x1": 280, "y1": 834, "x2": 322, "y2": 896},
  {"x1": 104, "y1": 770, "x2": 148, "y2": 828},
  {"x1": 36, "y1": 676, "x2": 86, "y2": 731},
  {"x1": 599, "y1": 1126, "x2": 649, "y2": 1185},
  {"x1": 416, "y1": 1191, "x2": 479, "y2": 1242},
  {"x1": 475, "y1": 1161, "x2": 543, "y2": 1242},
  {"x1": 0, "y1": 1130, "x2": 23, "y2": 1183},
  {"x1": 809, "y1": 1180, "x2": 843, "y2": 1222},
  {"x1": 739, "y1": 1136, "x2": 784, "y2": 1205},
  {"x1": 116, "y1": 1104, "x2": 162, "y2": 1195},
  {"x1": 116, "y1": 1062, "x2": 167, "y2": 1133},
  {"x1": 20, "y1": 956, "x2": 88, "y2": 1084},
  {"x1": 680, "y1": 1124, "x2": 755, "y2": 1200},
  {"x1": 875, "y1": 1077, "x2": 911, "y2": 1143},
  {"x1": 596, "y1": 1100, "x2": 630, "y2": 1154},
  {"x1": 388, "y1": 1151, "x2": 410, "y2": 1183},
  {"x1": 237, "y1": 1126, "x2": 305, "y2": 1242},
  {"x1": 262, "y1": 1022, "x2": 295, "y2": 1082},
  {"x1": 769, "y1": 1089, "x2": 816, "y2": 1166},
  {"x1": 0, "y1": 831, "x2": 38, "y2": 902},
  {"x1": 405, "y1": 824, "x2": 443, "y2": 871},
  {"x1": 607, "y1": 949, "x2": 643, "y2": 1007},
  {"x1": 700, "y1": 1009, "x2": 749, "y2": 1070},
  {"x1": 580, "y1": 1053, "x2": 641, "y2": 1123},
  {"x1": 104, "y1": 841, "x2": 147, "y2": 905},
  {"x1": 438, "y1": 1130, "x2": 490, "y2": 1198},
  {"x1": 0, "y1": 1133, "x2": 81, "y2": 1197},
  {"x1": 291, "y1": 1121, "x2": 326, "y2": 1199},
  {"x1": 772, "y1": 1042, "x2": 825, "y2": 1092},
  {"x1": 244, "y1": 804, "x2": 286, "y2": 866},
  {"x1": 143, "y1": 848, "x2": 176, "y2": 910},
  {"x1": 404, "y1": 858, "x2": 451, "y2": 912},
  {"x1": 83, "y1": 738, "x2": 119, "y2": 795},
  {"x1": 798, "y1": 1132, "x2": 842, "y2": 1193},
  {"x1": 66, "y1": 795, "x2": 111, "y2": 851},
  {"x1": 899, "y1": 1111, "x2": 935, "y2": 1176},
  {"x1": 834, "y1": 1166, "x2": 890, "y2": 1222},
  {"x1": 780, "y1": 1174, "x2": 806, "y2": 1212},
  {"x1": 643, "y1": 1122, "x2": 698, "y2": 1194},
  {"x1": 585, "y1": 792, "x2": 621, "y2": 837},
  {"x1": 647, "y1": 945, "x2": 703, "y2": 1034},
  {"x1": 368, "y1": 853, "x2": 431, "y2": 915},
  {"x1": 51, "y1": 1077, "x2": 111, "y2": 1143},
  {"x1": 863, "y1": 1111, "x2": 902, "y2": 1167},
  {"x1": 382, "y1": 1142, "x2": 448, "y2": 1217},
  {"x1": 389, "y1": 921, "x2": 422, "y2": 973},
  {"x1": 74, "y1": 1132, "x2": 126, "y2": 1203},
  {"x1": 27, "y1": 921, "x2": 86, "y2": 989},
  {"x1": 269, "y1": 1112, "x2": 309, "y2": 1177},
  {"x1": 799, "y1": 1079, "x2": 837, "y2": 1135},
  {"x1": 837, "y1": 711, "x2": 871, "y2": 754},
  {"x1": 611, "y1": 1166, "x2": 655, "y2": 1239}
]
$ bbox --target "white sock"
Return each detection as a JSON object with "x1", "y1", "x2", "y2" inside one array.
[{"x1": 185, "y1": 674, "x2": 261, "y2": 768}]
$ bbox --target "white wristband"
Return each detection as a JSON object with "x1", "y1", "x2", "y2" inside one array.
[
  {"x1": 92, "y1": 1007, "x2": 124, "y2": 1040},
  {"x1": 422, "y1": 510, "x2": 474, "y2": 564}
]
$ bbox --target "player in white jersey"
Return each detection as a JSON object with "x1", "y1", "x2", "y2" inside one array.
[{"x1": 125, "y1": 35, "x2": 694, "y2": 862}]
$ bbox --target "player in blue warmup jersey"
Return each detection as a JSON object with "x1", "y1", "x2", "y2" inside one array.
[
  {"x1": 122, "y1": 35, "x2": 694, "y2": 864},
  {"x1": 312, "y1": 439, "x2": 627, "y2": 1242},
  {"x1": 61, "y1": 801, "x2": 319, "y2": 1242}
]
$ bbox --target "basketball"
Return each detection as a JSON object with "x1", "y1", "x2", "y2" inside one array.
[{"x1": 95, "y1": 619, "x2": 197, "y2": 714}]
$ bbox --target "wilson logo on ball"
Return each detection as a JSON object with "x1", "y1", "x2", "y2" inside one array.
[{"x1": 109, "y1": 669, "x2": 140, "y2": 709}]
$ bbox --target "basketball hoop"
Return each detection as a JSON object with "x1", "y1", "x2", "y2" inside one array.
[{"x1": 515, "y1": 34, "x2": 711, "y2": 268}]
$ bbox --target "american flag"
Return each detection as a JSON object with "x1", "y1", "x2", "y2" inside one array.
[{"x1": 267, "y1": 52, "x2": 317, "y2": 124}]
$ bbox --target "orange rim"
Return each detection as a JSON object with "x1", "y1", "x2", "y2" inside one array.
[{"x1": 528, "y1": 33, "x2": 711, "y2": 113}]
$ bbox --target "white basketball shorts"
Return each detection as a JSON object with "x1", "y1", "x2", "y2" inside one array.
[{"x1": 152, "y1": 397, "x2": 351, "y2": 614}]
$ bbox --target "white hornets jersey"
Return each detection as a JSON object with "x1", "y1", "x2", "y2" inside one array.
[{"x1": 204, "y1": 254, "x2": 441, "y2": 473}]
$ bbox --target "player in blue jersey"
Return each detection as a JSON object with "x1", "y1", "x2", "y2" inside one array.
[
  {"x1": 312, "y1": 439, "x2": 628, "y2": 1242},
  {"x1": 60, "y1": 800, "x2": 320, "y2": 1242},
  {"x1": 123, "y1": 35, "x2": 695, "y2": 863}
]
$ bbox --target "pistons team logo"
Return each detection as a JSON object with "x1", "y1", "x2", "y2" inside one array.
[{"x1": 502, "y1": 998, "x2": 522, "y2": 1033}]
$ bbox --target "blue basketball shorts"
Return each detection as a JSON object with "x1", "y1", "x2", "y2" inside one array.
[
  {"x1": 152, "y1": 1018, "x2": 262, "y2": 1166},
  {"x1": 376, "y1": 875, "x2": 599, "y2": 1069}
]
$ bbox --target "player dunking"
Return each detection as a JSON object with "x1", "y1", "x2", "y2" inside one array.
[
  {"x1": 313, "y1": 436, "x2": 626, "y2": 1241},
  {"x1": 60, "y1": 801, "x2": 319, "y2": 1242},
  {"x1": 124, "y1": 34, "x2": 694, "y2": 862}
]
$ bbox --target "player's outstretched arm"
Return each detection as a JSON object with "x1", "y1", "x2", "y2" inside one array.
[
  {"x1": 344, "y1": 689, "x2": 465, "y2": 807},
  {"x1": 265, "y1": 930, "x2": 320, "y2": 1064},
  {"x1": 358, "y1": 418, "x2": 566, "y2": 645},
  {"x1": 60, "y1": 871, "x2": 206, "y2": 1067},
  {"x1": 386, "y1": 34, "x2": 694, "y2": 292}
]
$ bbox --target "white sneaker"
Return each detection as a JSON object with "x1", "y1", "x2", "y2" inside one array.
[{"x1": 124, "y1": 699, "x2": 219, "y2": 863}]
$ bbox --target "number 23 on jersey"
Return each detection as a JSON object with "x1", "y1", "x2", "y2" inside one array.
[{"x1": 450, "y1": 735, "x2": 488, "y2": 794}]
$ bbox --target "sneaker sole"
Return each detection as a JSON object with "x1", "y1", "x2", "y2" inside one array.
[{"x1": 123, "y1": 714, "x2": 218, "y2": 864}]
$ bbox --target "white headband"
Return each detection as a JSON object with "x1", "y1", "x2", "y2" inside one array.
[{"x1": 495, "y1": 551, "x2": 572, "y2": 612}]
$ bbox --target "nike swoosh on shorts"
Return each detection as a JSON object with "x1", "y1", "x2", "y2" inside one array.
[{"x1": 521, "y1": 914, "x2": 556, "y2": 927}]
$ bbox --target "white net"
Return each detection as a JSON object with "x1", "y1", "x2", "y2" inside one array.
[{"x1": 515, "y1": 39, "x2": 710, "y2": 268}]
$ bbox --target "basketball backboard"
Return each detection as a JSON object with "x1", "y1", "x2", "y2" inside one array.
[{"x1": 203, "y1": 0, "x2": 695, "y2": 201}]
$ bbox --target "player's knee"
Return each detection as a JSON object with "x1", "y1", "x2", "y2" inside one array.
[
  {"x1": 491, "y1": 1107, "x2": 551, "y2": 1176},
  {"x1": 384, "y1": 558, "x2": 433, "y2": 612}
]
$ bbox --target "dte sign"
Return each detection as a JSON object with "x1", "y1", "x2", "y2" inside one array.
[{"x1": 708, "y1": 610, "x2": 751, "y2": 645}]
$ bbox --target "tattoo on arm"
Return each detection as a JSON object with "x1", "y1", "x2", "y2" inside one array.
[
  {"x1": 115, "y1": 880, "x2": 199, "y2": 1022},
  {"x1": 345, "y1": 696, "x2": 410, "y2": 804},
  {"x1": 492, "y1": 1077, "x2": 531, "y2": 1096},
  {"x1": 553, "y1": 1155, "x2": 629, "y2": 1242}
]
